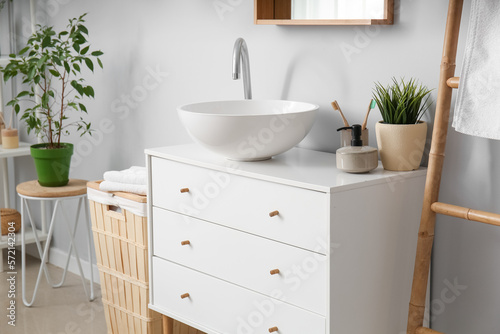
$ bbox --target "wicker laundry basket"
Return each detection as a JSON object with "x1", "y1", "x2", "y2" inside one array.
[{"x1": 87, "y1": 181, "x2": 162, "y2": 334}]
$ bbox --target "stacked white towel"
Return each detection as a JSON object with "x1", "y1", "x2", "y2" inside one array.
[
  {"x1": 103, "y1": 166, "x2": 147, "y2": 185},
  {"x1": 99, "y1": 166, "x2": 147, "y2": 195},
  {"x1": 453, "y1": 0, "x2": 500, "y2": 140}
]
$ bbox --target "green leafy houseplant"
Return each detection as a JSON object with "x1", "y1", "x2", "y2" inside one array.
[
  {"x1": 373, "y1": 77, "x2": 432, "y2": 124},
  {"x1": 373, "y1": 77, "x2": 433, "y2": 171},
  {"x1": 0, "y1": 13, "x2": 103, "y2": 186},
  {"x1": 2, "y1": 13, "x2": 103, "y2": 148}
]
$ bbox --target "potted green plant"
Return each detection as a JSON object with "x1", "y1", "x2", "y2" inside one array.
[
  {"x1": 1, "y1": 14, "x2": 103, "y2": 186},
  {"x1": 373, "y1": 77, "x2": 433, "y2": 171}
]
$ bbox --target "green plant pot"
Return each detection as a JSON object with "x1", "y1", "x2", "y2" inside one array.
[{"x1": 30, "y1": 143, "x2": 74, "y2": 187}]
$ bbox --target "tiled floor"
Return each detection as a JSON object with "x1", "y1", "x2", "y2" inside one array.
[{"x1": 0, "y1": 253, "x2": 108, "y2": 334}]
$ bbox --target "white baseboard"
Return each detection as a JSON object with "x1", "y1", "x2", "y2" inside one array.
[
  {"x1": 47, "y1": 247, "x2": 101, "y2": 285},
  {"x1": 22, "y1": 245, "x2": 100, "y2": 285}
]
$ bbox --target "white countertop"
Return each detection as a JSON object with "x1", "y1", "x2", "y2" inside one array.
[{"x1": 145, "y1": 144, "x2": 427, "y2": 193}]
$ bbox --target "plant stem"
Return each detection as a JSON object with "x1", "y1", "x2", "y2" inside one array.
[
  {"x1": 58, "y1": 70, "x2": 66, "y2": 148},
  {"x1": 43, "y1": 70, "x2": 53, "y2": 148}
]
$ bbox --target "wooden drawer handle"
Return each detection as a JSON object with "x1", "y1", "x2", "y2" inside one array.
[
  {"x1": 270, "y1": 269, "x2": 280, "y2": 275},
  {"x1": 269, "y1": 327, "x2": 278, "y2": 333},
  {"x1": 269, "y1": 210, "x2": 279, "y2": 217},
  {"x1": 180, "y1": 293, "x2": 190, "y2": 299},
  {"x1": 181, "y1": 240, "x2": 190, "y2": 246},
  {"x1": 180, "y1": 188, "x2": 190, "y2": 193}
]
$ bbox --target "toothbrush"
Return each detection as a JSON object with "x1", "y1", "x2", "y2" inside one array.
[
  {"x1": 331, "y1": 101, "x2": 349, "y2": 127},
  {"x1": 362, "y1": 99, "x2": 376, "y2": 130}
]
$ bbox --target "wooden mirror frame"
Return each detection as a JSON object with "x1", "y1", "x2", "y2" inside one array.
[{"x1": 255, "y1": 0, "x2": 394, "y2": 25}]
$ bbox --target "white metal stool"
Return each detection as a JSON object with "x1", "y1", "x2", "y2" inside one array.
[{"x1": 17, "y1": 179, "x2": 95, "y2": 307}]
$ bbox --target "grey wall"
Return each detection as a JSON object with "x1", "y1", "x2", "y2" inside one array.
[{"x1": 7, "y1": 0, "x2": 500, "y2": 332}]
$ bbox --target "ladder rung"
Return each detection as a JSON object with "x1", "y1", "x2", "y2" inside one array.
[
  {"x1": 431, "y1": 202, "x2": 500, "y2": 227},
  {"x1": 446, "y1": 76, "x2": 459, "y2": 88},
  {"x1": 416, "y1": 327, "x2": 444, "y2": 334}
]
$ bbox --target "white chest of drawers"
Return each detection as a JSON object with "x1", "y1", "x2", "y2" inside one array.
[{"x1": 146, "y1": 144, "x2": 426, "y2": 334}]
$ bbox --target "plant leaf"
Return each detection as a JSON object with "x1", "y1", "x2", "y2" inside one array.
[
  {"x1": 84, "y1": 86, "x2": 95, "y2": 98},
  {"x1": 84, "y1": 58, "x2": 93, "y2": 72},
  {"x1": 41, "y1": 92, "x2": 50, "y2": 108},
  {"x1": 27, "y1": 66, "x2": 36, "y2": 80},
  {"x1": 19, "y1": 46, "x2": 30, "y2": 55},
  {"x1": 42, "y1": 36, "x2": 51, "y2": 48},
  {"x1": 37, "y1": 54, "x2": 48, "y2": 68},
  {"x1": 71, "y1": 80, "x2": 82, "y2": 95},
  {"x1": 49, "y1": 69, "x2": 60, "y2": 77},
  {"x1": 79, "y1": 25, "x2": 89, "y2": 35}
]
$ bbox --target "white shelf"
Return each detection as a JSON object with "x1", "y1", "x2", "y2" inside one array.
[
  {"x1": 0, "y1": 141, "x2": 31, "y2": 209},
  {"x1": 0, "y1": 226, "x2": 47, "y2": 250},
  {"x1": 0, "y1": 141, "x2": 31, "y2": 158}
]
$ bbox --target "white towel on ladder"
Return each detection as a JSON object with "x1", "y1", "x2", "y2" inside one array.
[{"x1": 453, "y1": 0, "x2": 500, "y2": 140}]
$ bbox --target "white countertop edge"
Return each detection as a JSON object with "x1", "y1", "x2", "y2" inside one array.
[{"x1": 145, "y1": 146, "x2": 427, "y2": 194}]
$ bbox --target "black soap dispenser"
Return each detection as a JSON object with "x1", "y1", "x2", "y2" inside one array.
[{"x1": 336, "y1": 124, "x2": 378, "y2": 173}]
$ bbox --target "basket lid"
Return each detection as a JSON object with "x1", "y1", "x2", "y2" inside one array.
[{"x1": 87, "y1": 181, "x2": 147, "y2": 203}]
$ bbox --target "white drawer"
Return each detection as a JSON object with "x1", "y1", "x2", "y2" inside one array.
[
  {"x1": 151, "y1": 157, "x2": 327, "y2": 253},
  {"x1": 152, "y1": 257, "x2": 326, "y2": 334},
  {"x1": 152, "y1": 208, "x2": 327, "y2": 315}
]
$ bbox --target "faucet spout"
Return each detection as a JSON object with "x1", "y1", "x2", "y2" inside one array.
[{"x1": 232, "y1": 38, "x2": 252, "y2": 100}]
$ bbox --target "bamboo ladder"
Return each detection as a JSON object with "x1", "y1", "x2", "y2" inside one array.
[{"x1": 407, "y1": 0, "x2": 500, "y2": 333}]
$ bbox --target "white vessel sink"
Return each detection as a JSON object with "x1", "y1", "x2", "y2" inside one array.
[{"x1": 177, "y1": 100, "x2": 318, "y2": 161}]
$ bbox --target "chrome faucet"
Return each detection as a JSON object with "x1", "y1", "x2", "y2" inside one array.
[{"x1": 232, "y1": 38, "x2": 252, "y2": 100}]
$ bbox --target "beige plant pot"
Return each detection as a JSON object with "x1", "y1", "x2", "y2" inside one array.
[{"x1": 375, "y1": 121, "x2": 427, "y2": 171}]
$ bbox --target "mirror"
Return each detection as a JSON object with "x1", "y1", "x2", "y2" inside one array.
[
  {"x1": 292, "y1": 0, "x2": 385, "y2": 20},
  {"x1": 255, "y1": 0, "x2": 393, "y2": 25}
]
